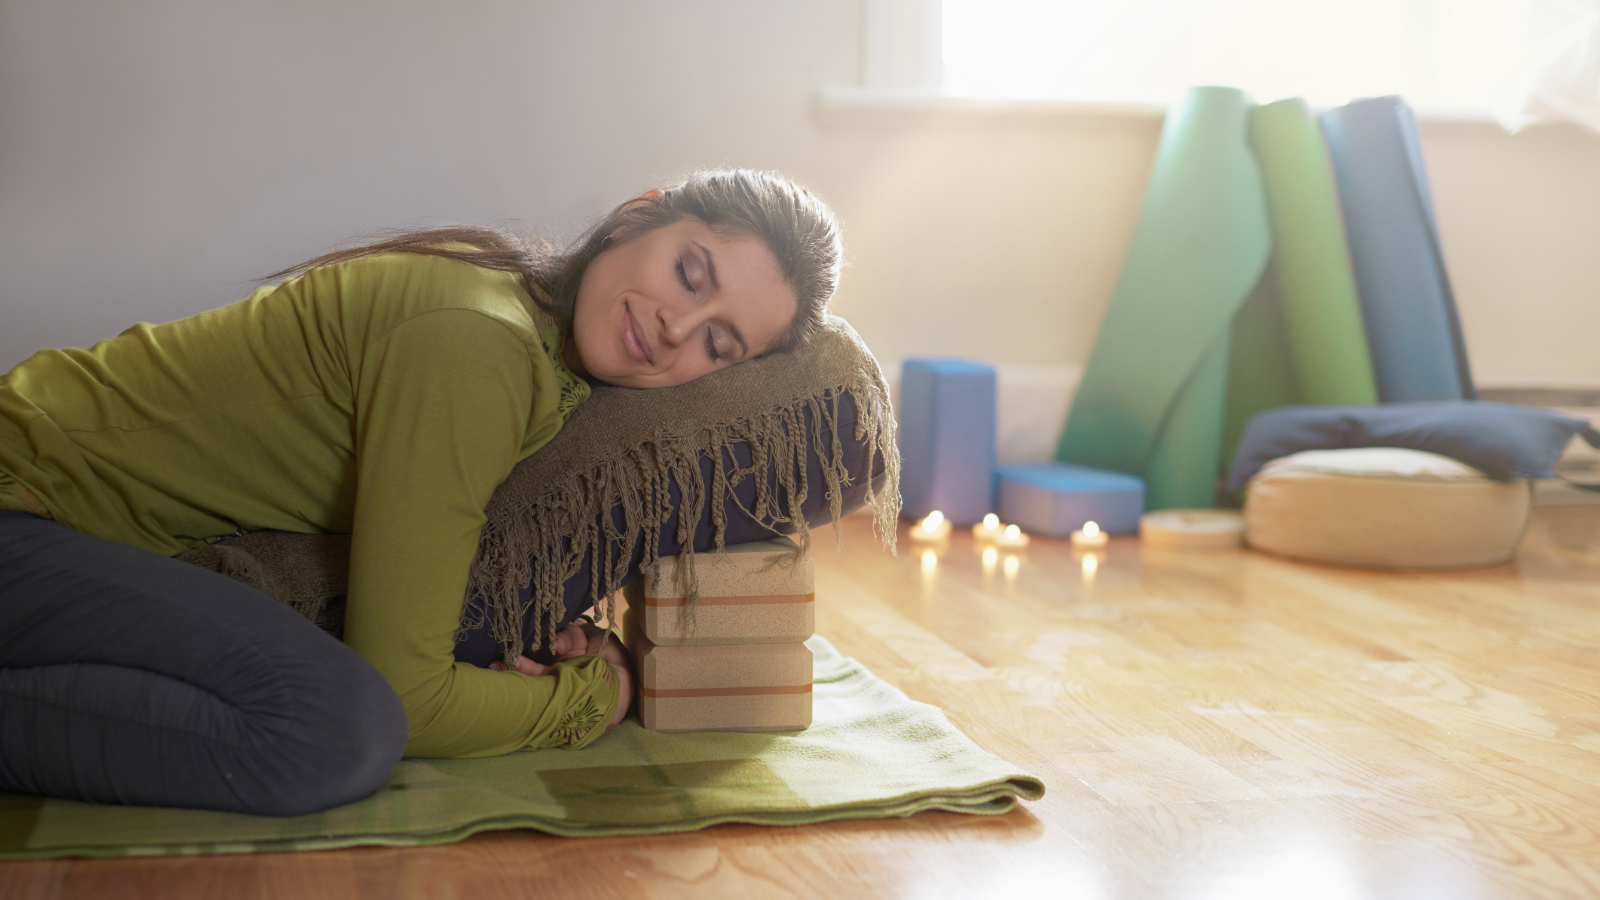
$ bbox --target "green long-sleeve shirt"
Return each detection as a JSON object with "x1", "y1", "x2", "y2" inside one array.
[{"x1": 0, "y1": 253, "x2": 617, "y2": 757}]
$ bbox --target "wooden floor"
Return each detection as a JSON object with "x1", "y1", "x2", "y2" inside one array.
[{"x1": 5, "y1": 506, "x2": 1600, "y2": 899}]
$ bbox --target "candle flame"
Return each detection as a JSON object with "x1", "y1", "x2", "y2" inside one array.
[
  {"x1": 1004, "y1": 524, "x2": 1021, "y2": 539},
  {"x1": 983, "y1": 513, "x2": 999, "y2": 529},
  {"x1": 921, "y1": 510, "x2": 945, "y2": 530},
  {"x1": 1084, "y1": 521, "x2": 1100, "y2": 537}
]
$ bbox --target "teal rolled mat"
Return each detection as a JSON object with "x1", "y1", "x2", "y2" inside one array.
[{"x1": 1055, "y1": 86, "x2": 1271, "y2": 510}]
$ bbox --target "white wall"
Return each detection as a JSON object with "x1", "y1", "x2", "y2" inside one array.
[{"x1": 3, "y1": 0, "x2": 1598, "y2": 391}]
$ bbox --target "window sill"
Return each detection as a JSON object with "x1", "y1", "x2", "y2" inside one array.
[
  {"x1": 812, "y1": 87, "x2": 1164, "y2": 129},
  {"x1": 812, "y1": 87, "x2": 1508, "y2": 134}
]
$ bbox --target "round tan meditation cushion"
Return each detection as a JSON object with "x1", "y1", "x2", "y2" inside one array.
[{"x1": 1243, "y1": 447, "x2": 1533, "y2": 570}]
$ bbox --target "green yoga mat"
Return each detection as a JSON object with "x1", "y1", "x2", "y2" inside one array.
[
  {"x1": 1058, "y1": 90, "x2": 1377, "y2": 509},
  {"x1": 0, "y1": 637, "x2": 1043, "y2": 860},
  {"x1": 1250, "y1": 98, "x2": 1377, "y2": 408},
  {"x1": 1222, "y1": 98, "x2": 1380, "y2": 470}
]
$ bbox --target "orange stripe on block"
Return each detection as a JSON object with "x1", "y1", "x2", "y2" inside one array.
[
  {"x1": 643, "y1": 592, "x2": 815, "y2": 608},
  {"x1": 641, "y1": 684, "x2": 814, "y2": 699}
]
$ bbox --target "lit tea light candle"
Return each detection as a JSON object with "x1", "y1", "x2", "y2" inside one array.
[
  {"x1": 992, "y1": 523, "x2": 1030, "y2": 550},
  {"x1": 910, "y1": 510, "x2": 952, "y2": 543},
  {"x1": 1070, "y1": 520, "x2": 1109, "y2": 549},
  {"x1": 971, "y1": 513, "x2": 1005, "y2": 542}
]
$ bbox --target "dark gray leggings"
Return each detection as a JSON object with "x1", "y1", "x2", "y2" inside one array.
[{"x1": 0, "y1": 511, "x2": 408, "y2": 816}]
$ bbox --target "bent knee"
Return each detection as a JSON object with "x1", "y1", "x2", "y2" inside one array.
[{"x1": 251, "y1": 664, "x2": 409, "y2": 817}]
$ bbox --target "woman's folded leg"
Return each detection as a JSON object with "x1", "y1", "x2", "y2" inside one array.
[{"x1": 0, "y1": 511, "x2": 409, "y2": 817}]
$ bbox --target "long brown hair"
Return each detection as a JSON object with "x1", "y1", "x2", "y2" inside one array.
[{"x1": 267, "y1": 169, "x2": 842, "y2": 354}]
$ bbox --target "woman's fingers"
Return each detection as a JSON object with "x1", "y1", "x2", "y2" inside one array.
[
  {"x1": 489, "y1": 656, "x2": 550, "y2": 676},
  {"x1": 506, "y1": 621, "x2": 614, "y2": 668},
  {"x1": 552, "y1": 623, "x2": 587, "y2": 660},
  {"x1": 513, "y1": 655, "x2": 549, "y2": 676},
  {"x1": 558, "y1": 621, "x2": 613, "y2": 661}
]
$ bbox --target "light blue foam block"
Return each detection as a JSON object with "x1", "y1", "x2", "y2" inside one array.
[
  {"x1": 996, "y1": 463, "x2": 1145, "y2": 538},
  {"x1": 897, "y1": 358, "x2": 997, "y2": 526}
]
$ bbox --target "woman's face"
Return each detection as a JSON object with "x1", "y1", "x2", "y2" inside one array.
[{"x1": 568, "y1": 219, "x2": 797, "y2": 389}]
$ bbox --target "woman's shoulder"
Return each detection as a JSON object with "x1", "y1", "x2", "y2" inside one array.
[{"x1": 296, "y1": 252, "x2": 542, "y2": 341}]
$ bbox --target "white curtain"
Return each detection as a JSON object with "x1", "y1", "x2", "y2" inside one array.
[{"x1": 1492, "y1": 0, "x2": 1600, "y2": 132}]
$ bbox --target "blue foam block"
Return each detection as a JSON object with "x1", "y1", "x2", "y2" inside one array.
[
  {"x1": 996, "y1": 463, "x2": 1145, "y2": 538},
  {"x1": 897, "y1": 358, "x2": 997, "y2": 526}
]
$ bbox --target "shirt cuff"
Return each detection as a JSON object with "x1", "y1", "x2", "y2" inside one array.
[{"x1": 536, "y1": 654, "x2": 621, "y2": 751}]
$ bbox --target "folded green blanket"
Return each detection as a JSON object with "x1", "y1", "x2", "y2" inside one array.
[{"x1": 0, "y1": 637, "x2": 1043, "y2": 859}]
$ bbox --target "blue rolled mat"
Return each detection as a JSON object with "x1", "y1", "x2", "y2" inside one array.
[{"x1": 1320, "y1": 96, "x2": 1475, "y2": 403}]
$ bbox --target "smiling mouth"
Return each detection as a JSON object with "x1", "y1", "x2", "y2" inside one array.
[{"x1": 623, "y1": 303, "x2": 653, "y2": 365}]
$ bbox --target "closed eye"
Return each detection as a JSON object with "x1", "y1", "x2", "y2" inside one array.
[
  {"x1": 705, "y1": 326, "x2": 721, "y2": 362},
  {"x1": 675, "y1": 258, "x2": 694, "y2": 294}
]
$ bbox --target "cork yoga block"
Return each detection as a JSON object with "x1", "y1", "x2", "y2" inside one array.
[
  {"x1": 626, "y1": 608, "x2": 813, "y2": 734},
  {"x1": 624, "y1": 538, "x2": 815, "y2": 646}
]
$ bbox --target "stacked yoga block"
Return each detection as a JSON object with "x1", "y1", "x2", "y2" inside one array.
[{"x1": 623, "y1": 538, "x2": 814, "y2": 733}]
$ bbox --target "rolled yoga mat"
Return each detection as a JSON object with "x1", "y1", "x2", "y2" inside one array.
[
  {"x1": 1221, "y1": 97, "x2": 1382, "y2": 469},
  {"x1": 1059, "y1": 89, "x2": 1391, "y2": 510},
  {"x1": 1321, "y1": 95, "x2": 1474, "y2": 402},
  {"x1": 1249, "y1": 98, "x2": 1379, "y2": 408},
  {"x1": 1055, "y1": 86, "x2": 1270, "y2": 510}
]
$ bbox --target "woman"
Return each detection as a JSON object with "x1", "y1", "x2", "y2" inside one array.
[{"x1": 0, "y1": 169, "x2": 842, "y2": 816}]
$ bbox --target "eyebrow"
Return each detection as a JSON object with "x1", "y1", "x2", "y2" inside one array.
[{"x1": 693, "y1": 241, "x2": 748, "y2": 358}]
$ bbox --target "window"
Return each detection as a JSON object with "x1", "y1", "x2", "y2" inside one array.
[{"x1": 941, "y1": 0, "x2": 1591, "y2": 113}]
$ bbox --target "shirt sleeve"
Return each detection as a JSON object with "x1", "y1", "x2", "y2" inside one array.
[{"x1": 338, "y1": 309, "x2": 618, "y2": 758}]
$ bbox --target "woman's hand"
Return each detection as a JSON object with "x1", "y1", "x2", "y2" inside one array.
[{"x1": 488, "y1": 621, "x2": 634, "y2": 725}]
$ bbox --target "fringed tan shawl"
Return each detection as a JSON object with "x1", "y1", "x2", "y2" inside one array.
[{"x1": 179, "y1": 315, "x2": 900, "y2": 664}]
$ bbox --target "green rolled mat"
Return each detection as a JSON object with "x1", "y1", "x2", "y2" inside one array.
[
  {"x1": 1249, "y1": 98, "x2": 1378, "y2": 408},
  {"x1": 1220, "y1": 98, "x2": 1381, "y2": 469},
  {"x1": 1056, "y1": 86, "x2": 1271, "y2": 510}
]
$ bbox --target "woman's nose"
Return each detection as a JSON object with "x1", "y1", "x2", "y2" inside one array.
[{"x1": 657, "y1": 304, "x2": 701, "y2": 347}]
